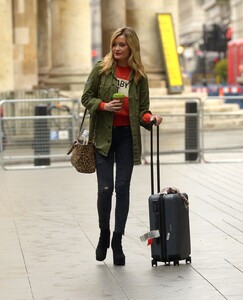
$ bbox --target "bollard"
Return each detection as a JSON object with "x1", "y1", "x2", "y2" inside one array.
[
  {"x1": 185, "y1": 101, "x2": 199, "y2": 161},
  {"x1": 34, "y1": 105, "x2": 50, "y2": 166}
]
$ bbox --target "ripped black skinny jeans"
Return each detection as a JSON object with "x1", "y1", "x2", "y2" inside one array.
[{"x1": 95, "y1": 126, "x2": 133, "y2": 235}]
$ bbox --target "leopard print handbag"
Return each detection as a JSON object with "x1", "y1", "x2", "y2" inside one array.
[
  {"x1": 68, "y1": 140, "x2": 95, "y2": 173},
  {"x1": 67, "y1": 109, "x2": 95, "y2": 174}
]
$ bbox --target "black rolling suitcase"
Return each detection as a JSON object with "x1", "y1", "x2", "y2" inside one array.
[{"x1": 148, "y1": 124, "x2": 191, "y2": 267}]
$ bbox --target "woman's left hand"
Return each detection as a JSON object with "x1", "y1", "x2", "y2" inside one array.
[{"x1": 150, "y1": 115, "x2": 163, "y2": 126}]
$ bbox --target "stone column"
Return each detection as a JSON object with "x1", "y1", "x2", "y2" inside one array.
[
  {"x1": 0, "y1": 0, "x2": 14, "y2": 92},
  {"x1": 12, "y1": 0, "x2": 38, "y2": 89},
  {"x1": 37, "y1": 0, "x2": 52, "y2": 84},
  {"x1": 101, "y1": 0, "x2": 126, "y2": 56},
  {"x1": 126, "y1": 0, "x2": 166, "y2": 85},
  {"x1": 46, "y1": 0, "x2": 92, "y2": 90}
]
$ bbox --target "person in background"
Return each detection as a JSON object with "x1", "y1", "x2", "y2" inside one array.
[{"x1": 81, "y1": 27, "x2": 162, "y2": 266}]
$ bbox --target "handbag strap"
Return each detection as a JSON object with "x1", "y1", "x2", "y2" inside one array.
[
  {"x1": 79, "y1": 70, "x2": 102, "y2": 135},
  {"x1": 79, "y1": 108, "x2": 87, "y2": 135},
  {"x1": 67, "y1": 108, "x2": 88, "y2": 156}
]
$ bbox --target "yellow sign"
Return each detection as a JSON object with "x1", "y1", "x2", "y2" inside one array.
[{"x1": 157, "y1": 13, "x2": 183, "y2": 94}]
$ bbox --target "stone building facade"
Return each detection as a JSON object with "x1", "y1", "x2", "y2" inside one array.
[
  {"x1": 231, "y1": 0, "x2": 243, "y2": 39},
  {"x1": 0, "y1": 0, "x2": 14, "y2": 92},
  {"x1": 0, "y1": 0, "x2": 179, "y2": 92}
]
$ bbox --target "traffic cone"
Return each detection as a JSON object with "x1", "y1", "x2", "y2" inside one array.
[{"x1": 219, "y1": 86, "x2": 224, "y2": 96}]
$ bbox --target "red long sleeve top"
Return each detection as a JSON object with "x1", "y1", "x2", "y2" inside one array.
[{"x1": 99, "y1": 65, "x2": 152, "y2": 126}]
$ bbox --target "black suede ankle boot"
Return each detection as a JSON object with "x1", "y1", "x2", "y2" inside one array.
[
  {"x1": 111, "y1": 232, "x2": 125, "y2": 266},
  {"x1": 96, "y1": 229, "x2": 110, "y2": 261}
]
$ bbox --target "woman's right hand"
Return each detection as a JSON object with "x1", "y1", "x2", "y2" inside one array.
[{"x1": 104, "y1": 99, "x2": 122, "y2": 112}]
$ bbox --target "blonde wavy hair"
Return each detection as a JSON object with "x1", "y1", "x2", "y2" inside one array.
[{"x1": 100, "y1": 27, "x2": 145, "y2": 84}]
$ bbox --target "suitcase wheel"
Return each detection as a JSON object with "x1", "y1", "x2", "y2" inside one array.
[
  {"x1": 173, "y1": 260, "x2": 179, "y2": 266},
  {"x1": 151, "y1": 259, "x2": 158, "y2": 267},
  {"x1": 186, "y1": 256, "x2": 191, "y2": 264}
]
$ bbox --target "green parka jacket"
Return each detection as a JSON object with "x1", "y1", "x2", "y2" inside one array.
[{"x1": 81, "y1": 61, "x2": 153, "y2": 165}]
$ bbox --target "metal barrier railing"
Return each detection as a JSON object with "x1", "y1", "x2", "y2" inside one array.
[
  {"x1": 201, "y1": 95, "x2": 243, "y2": 163},
  {"x1": 0, "y1": 89, "x2": 60, "y2": 100},
  {"x1": 142, "y1": 96, "x2": 202, "y2": 164},
  {"x1": 0, "y1": 98, "x2": 82, "y2": 170},
  {"x1": 1, "y1": 94, "x2": 243, "y2": 169}
]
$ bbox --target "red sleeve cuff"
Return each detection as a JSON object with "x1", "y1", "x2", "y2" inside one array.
[
  {"x1": 142, "y1": 113, "x2": 152, "y2": 123},
  {"x1": 99, "y1": 102, "x2": 106, "y2": 111}
]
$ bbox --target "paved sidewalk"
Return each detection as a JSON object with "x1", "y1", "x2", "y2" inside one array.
[{"x1": 0, "y1": 162, "x2": 243, "y2": 300}]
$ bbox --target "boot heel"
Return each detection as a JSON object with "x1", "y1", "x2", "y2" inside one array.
[
  {"x1": 113, "y1": 254, "x2": 125, "y2": 266},
  {"x1": 111, "y1": 232, "x2": 125, "y2": 266}
]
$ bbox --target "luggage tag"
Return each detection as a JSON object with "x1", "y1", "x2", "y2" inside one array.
[{"x1": 140, "y1": 230, "x2": 160, "y2": 246}]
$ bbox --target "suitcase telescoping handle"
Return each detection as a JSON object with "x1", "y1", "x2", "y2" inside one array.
[{"x1": 150, "y1": 123, "x2": 160, "y2": 195}]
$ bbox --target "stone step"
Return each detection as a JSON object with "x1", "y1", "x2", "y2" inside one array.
[
  {"x1": 150, "y1": 98, "x2": 225, "y2": 107},
  {"x1": 151, "y1": 101, "x2": 243, "y2": 131},
  {"x1": 203, "y1": 117, "x2": 243, "y2": 129},
  {"x1": 203, "y1": 103, "x2": 240, "y2": 112},
  {"x1": 150, "y1": 100, "x2": 240, "y2": 114},
  {"x1": 158, "y1": 115, "x2": 243, "y2": 131}
]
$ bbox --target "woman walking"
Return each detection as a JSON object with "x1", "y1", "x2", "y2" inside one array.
[{"x1": 81, "y1": 27, "x2": 162, "y2": 266}]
